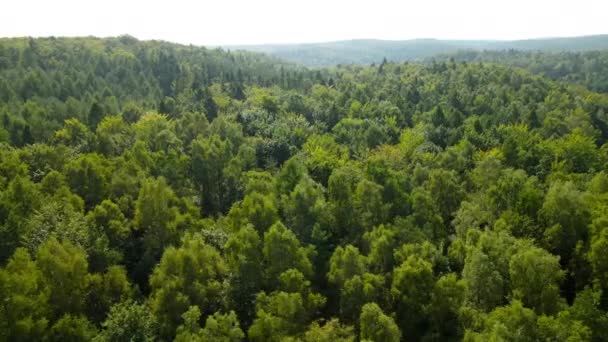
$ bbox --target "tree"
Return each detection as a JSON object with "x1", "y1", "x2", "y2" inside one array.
[
  {"x1": 283, "y1": 176, "x2": 332, "y2": 244},
  {"x1": 363, "y1": 224, "x2": 401, "y2": 274},
  {"x1": 540, "y1": 181, "x2": 590, "y2": 264},
  {"x1": 302, "y1": 134, "x2": 348, "y2": 186},
  {"x1": 428, "y1": 273, "x2": 465, "y2": 339},
  {"x1": 509, "y1": 246, "x2": 564, "y2": 314},
  {"x1": 173, "y1": 306, "x2": 204, "y2": 342},
  {"x1": 48, "y1": 314, "x2": 97, "y2": 342},
  {"x1": 247, "y1": 293, "x2": 306, "y2": 342},
  {"x1": 353, "y1": 179, "x2": 389, "y2": 234},
  {"x1": 0, "y1": 175, "x2": 42, "y2": 262},
  {"x1": 248, "y1": 269, "x2": 325, "y2": 342},
  {"x1": 537, "y1": 311, "x2": 591, "y2": 342},
  {"x1": 0, "y1": 248, "x2": 50, "y2": 341},
  {"x1": 191, "y1": 134, "x2": 233, "y2": 215},
  {"x1": 96, "y1": 116, "x2": 133, "y2": 156},
  {"x1": 173, "y1": 306, "x2": 244, "y2": 342},
  {"x1": 263, "y1": 221, "x2": 313, "y2": 283},
  {"x1": 462, "y1": 230, "x2": 523, "y2": 312},
  {"x1": 227, "y1": 192, "x2": 278, "y2": 233},
  {"x1": 36, "y1": 238, "x2": 89, "y2": 318},
  {"x1": 224, "y1": 226, "x2": 264, "y2": 325},
  {"x1": 391, "y1": 255, "x2": 434, "y2": 337},
  {"x1": 327, "y1": 165, "x2": 363, "y2": 243},
  {"x1": 301, "y1": 319, "x2": 354, "y2": 342},
  {"x1": 23, "y1": 200, "x2": 90, "y2": 263},
  {"x1": 462, "y1": 248, "x2": 505, "y2": 312},
  {"x1": 425, "y1": 168, "x2": 464, "y2": 223},
  {"x1": 7, "y1": 36, "x2": 608, "y2": 342},
  {"x1": 464, "y1": 300, "x2": 539, "y2": 342},
  {"x1": 84, "y1": 209, "x2": 127, "y2": 271},
  {"x1": 276, "y1": 157, "x2": 307, "y2": 196},
  {"x1": 339, "y1": 273, "x2": 385, "y2": 324},
  {"x1": 327, "y1": 245, "x2": 367, "y2": 288},
  {"x1": 132, "y1": 177, "x2": 180, "y2": 286},
  {"x1": 54, "y1": 118, "x2": 94, "y2": 151},
  {"x1": 359, "y1": 303, "x2": 401, "y2": 342},
  {"x1": 85, "y1": 266, "x2": 132, "y2": 324},
  {"x1": 95, "y1": 300, "x2": 157, "y2": 342},
  {"x1": 567, "y1": 287, "x2": 608, "y2": 341},
  {"x1": 588, "y1": 219, "x2": 608, "y2": 289},
  {"x1": 149, "y1": 233, "x2": 227, "y2": 339},
  {"x1": 121, "y1": 102, "x2": 143, "y2": 124},
  {"x1": 176, "y1": 112, "x2": 209, "y2": 147},
  {"x1": 88, "y1": 102, "x2": 105, "y2": 129},
  {"x1": 133, "y1": 112, "x2": 181, "y2": 153},
  {"x1": 64, "y1": 153, "x2": 109, "y2": 208},
  {"x1": 200, "y1": 311, "x2": 244, "y2": 342}
]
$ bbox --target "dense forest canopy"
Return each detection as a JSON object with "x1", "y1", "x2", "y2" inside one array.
[
  {"x1": 229, "y1": 34, "x2": 608, "y2": 66},
  {"x1": 429, "y1": 49, "x2": 608, "y2": 93},
  {"x1": 2, "y1": 36, "x2": 608, "y2": 341}
]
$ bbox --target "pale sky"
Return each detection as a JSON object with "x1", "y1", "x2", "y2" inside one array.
[{"x1": 2, "y1": 0, "x2": 607, "y2": 46}]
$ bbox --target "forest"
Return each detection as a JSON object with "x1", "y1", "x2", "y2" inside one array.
[
  {"x1": 1, "y1": 36, "x2": 608, "y2": 341},
  {"x1": 231, "y1": 35, "x2": 608, "y2": 66}
]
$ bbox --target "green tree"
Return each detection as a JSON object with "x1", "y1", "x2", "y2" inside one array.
[
  {"x1": 339, "y1": 273, "x2": 385, "y2": 324},
  {"x1": 48, "y1": 314, "x2": 97, "y2": 342},
  {"x1": 0, "y1": 175, "x2": 42, "y2": 261},
  {"x1": 464, "y1": 300, "x2": 539, "y2": 342},
  {"x1": 327, "y1": 245, "x2": 367, "y2": 288},
  {"x1": 54, "y1": 118, "x2": 94, "y2": 151},
  {"x1": 301, "y1": 319, "x2": 354, "y2": 342},
  {"x1": 227, "y1": 192, "x2": 278, "y2": 233},
  {"x1": 191, "y1": 134, "x2": 234, "y2": 214},
  {"x1": 509, "y1": 246, "x2": 564, "y2": 314},
  {"x1": 391, "y1": 255, "x2": 434, "y2": 337},
  {"x1": 540, "y1": 181, "x2": 590, "y2": 263},
  {"x1": 263, "y1": 221, "x2": 313, "y2": 283},
  {"x1": 283, "y1": 175, "x2": 332, "y2": 244},
  {"x1": 64, "y1": 153, "x2": 109, "y2": 208},
  {"x1": 462, "y1": 248, "x2": 505, "y2": 312},
  {"x1": 0, "y1": 248, "x2": 50, "y2": 341},
  {"x1": 85, "y1": 266, "x2": 133, "y2": 324},
  {"x1": 174, "y1": 306, "x2": 244, "y2": 342},
  {"x1": 95, "y1": 300, "x2": 157, "y2": 342},
  {"x1": 132, "y1": 177, "x2": 180, "y2": 285},
  {"x1": 149, "y1": 233, "x2": 227, "y2": 339},
  {"x1": 224, "y1": 225, "x2": 264, "y2": 325},
  {"x1": 248, "y1": 269, "x2": 325, "y2": 342},
  {"x1": 353, "y1": 179, "x2": 389, "y2": 234},
  {"x1": 428, "y1": 273, "x2": 465, "y2": 339},
  {"x1": 302, "y1": 134, "x2": 348, "y2": 186},
  {"x1": 537, "y1": 311, "x2": 591, "y2": 342},
  {"x1": 96, "y1": 116, "x2": 133, "y2": 157},
  {"x1": 36, "y1": 238, "x2": 89, "y2": 318},
  {"x1": 200, "y1": 311, "x2": 244, "y2": 342},
  {"x1": 359, "y1": 303, "x2": 401, "y2": 342}
]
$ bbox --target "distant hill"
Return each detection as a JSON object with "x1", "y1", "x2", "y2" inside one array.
[
  {"x1": 429, "y1": 49, "x2": 608, "y2": 93},
  {"x1": 226, "y1": 35, "x2": 608, "y2": 66}
]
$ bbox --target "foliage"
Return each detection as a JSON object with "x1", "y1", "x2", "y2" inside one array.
[{"x1": 1, "y1": 36, "x2": 608, "y2": 341}]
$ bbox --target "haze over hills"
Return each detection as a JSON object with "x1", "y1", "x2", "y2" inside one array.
[{"x1": 226, "y1": 34, "x2": 608, "y2": 66}]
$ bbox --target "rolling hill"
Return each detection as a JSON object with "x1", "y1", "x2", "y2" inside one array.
[{"x1": 226, "y1": 34, "x2": 608, "y2": 66}]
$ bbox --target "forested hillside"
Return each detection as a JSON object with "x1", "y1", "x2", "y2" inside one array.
[
  {"x1": 431, "y1": 50, "x2": 608, "y2": 93},
  {"x1": 229, "y1": 34, "x2": 608, "y2": 66},
  {"x1": 2, "y1": 37, "x2": 608, "y2": 341}
]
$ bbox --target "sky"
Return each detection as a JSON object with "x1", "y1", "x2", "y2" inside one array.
[{"x1": 2, "y1": 0, "x2": 607, "y2": 46}]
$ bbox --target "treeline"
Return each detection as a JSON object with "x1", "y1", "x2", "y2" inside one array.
[
  {"x1": 1, "y1": 37, "x2": 608, "y2": 341},
  {"x1": 232, "y1": 34, "x2": 608, "y2": 67},
  {"x1": 0, "y1": 36, "x2": 323, "y2": 146},
  {"x1": 434, "y1": 49, "x2": 608, "y2": 93}
]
